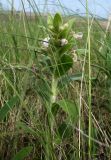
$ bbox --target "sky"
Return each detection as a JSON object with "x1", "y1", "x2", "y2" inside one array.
[{"x1": 1, "y1": 0, "x2": 111, "y2": 18}]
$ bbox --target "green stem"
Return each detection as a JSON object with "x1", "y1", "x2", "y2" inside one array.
[
  {"x1": 50, "y1": 75, "x2": 58, "y2": 133},
  {"x1": 48, "y1": 76, "x2": 58, "y2": 129},
  {"x1": 50, "y1": 76, "x2": 58, "y2": 104},
  {"x1": 46, "y1": 76, "x2": 58, "y2": 160}
]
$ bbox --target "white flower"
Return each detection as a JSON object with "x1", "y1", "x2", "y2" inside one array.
[
  {"x1": 60, "y1": 38, "x2": 68, "y2": 46},
  {"x1": 73, "y1": 32, "x2": 83, "y2": 39},
  {"x1": 42, "y1": 37, "x2": 50, "y2": 48}
]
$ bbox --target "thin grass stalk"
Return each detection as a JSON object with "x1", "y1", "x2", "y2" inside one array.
[
  {"x1": 99, "y1": 14, "x2": 111, "y2": 52},
  {"x1": 21, "y1": 0, "x2": 29, "y2": 48},
  {"x1": 86, "y1": 0, "x2": 92, "y2": 157},
  {"x1": 79, "y1": 48, "x2": 87, "y2": 159}
]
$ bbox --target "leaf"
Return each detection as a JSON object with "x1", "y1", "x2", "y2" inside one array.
[
  {"x1": 57, "y1": 99, "x2": 79, "y2": 123},
  {"x1": 58, "y1": 73, "x2": 82, "y2": 89},
  {"x1": 55, "y1": 54, "x2": 73, "y2": 77},
  {"x1": 0, "y1": 96, "x2": 18, "y2": 121},
  {"x1": 58, "y1": 122, "x2": 73, "y2": 139},
  {"x1": 59, "y1": 28, "x2": 68, "y2": 38},
  {"x1": 17, "y1": 122, "x2": 37, "y2": 136},
  {"x1": 39, "y1": 54, "x2": 53, "y2": 71},
  {"x1": 58, "y1": 43, "x2": 72, "y2": 56},
  {"x1": 47, "y1": 14, "x2": 53, "y2": 27},
  {"x1": 53, "y1": 13, "x2": 62, "y2": 31},
  {"x1": 35, "y1": 77, "x2": 52, "y2": 102},
  {"x1": 12, "y1": 146, "x2": 33, "y2": 160},
  {"x1": 59, "y1": 19, "x2": 74, "y2": 38},
  {"x1": 51, "y1": 103, "x2": 60, "y2": 116},
  {"x1": 67, "y1": 18, "x2": 75, "y2": 33},
  {"x1": 17, "y1": 122, "x2": 45, "y2": 146}
]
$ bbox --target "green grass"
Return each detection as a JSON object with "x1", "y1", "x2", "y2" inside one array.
[{"x1": 0, "y1": 0, "x2": 111, "y2": 160}]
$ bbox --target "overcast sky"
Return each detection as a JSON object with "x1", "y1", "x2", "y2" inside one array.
[{"x1": 1, "y1": 0, "x2": 111, "y2": 18}]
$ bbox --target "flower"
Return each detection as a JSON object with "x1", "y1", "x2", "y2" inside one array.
[
  {"x1": 73, "y1": 32, "x2": 83, "y2": 40},
  {"x1": 42, "y1": 37, "x2": 50, "y2": 48},
  {"x1": 60, "y1": 38, "x2": 68, "y2": 46}
]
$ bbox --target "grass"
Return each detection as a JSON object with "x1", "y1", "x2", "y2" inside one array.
[
  {"x1": 0, "y1": 0, "x2": 111, "y2": 160},
  {"x1": 86, "y1": 0, "x2": 92, "y2": 157}
]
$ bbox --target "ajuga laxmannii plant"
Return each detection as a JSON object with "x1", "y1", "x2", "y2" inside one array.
[
  {"x1": 37, "y1": 13, "x2": 81, "y2": 159},
  {"x1": 39, "y1": 13, "x2": 80, "y2": 117}
]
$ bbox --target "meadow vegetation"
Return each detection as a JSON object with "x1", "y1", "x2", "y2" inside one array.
[{"x1": 0, "y1": 1, "x2": 111, "y2": 159}]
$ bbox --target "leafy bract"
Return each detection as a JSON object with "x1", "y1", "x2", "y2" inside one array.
[{"x1": 53, "y1": 13, "x2": 62, "y2": 31}]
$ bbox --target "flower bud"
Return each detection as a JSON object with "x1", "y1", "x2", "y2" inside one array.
[
  {"x1": 60, "y1": 38, "x2": 68, "y2": 46},
  {"x1": 73, "y1": 32, "x2": 83, "y2": 39}
]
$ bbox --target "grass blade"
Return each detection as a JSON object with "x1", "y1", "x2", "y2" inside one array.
[
  {"x1": 0, "y1": 96, "x2": 18, "y2": 121},
  {"x1": 12, "y1": 146, "x2": 33, "y2": 160}
]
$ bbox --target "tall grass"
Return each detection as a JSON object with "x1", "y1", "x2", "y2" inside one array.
[
  {"x1": 86, "y1": 0, "x2": 92, "y2": 157},
  {"x1": 0, "y1": 0, "x2": 111, "y2": 160}
]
